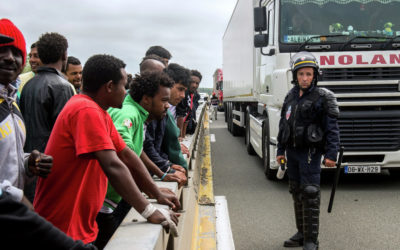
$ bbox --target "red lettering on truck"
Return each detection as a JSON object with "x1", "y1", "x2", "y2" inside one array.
[
  {"x1": 320, "y1": 56, "x2": 334, "y2": 65},
  {"x1": 338, "y1": 55, "x2": 353, "y2": 65},
  {"x1": 319, "y1": 54, "x2": 400, "y2": 65},
  {"x1": 390, "y1": 54, "x2": 400, "y2": 64},
  {"x1": 356, "y1": 55, "x2": 368, "y2": 64},
  {"x1": 371, "y1": 54, "x2": 387, "y2": 64}
]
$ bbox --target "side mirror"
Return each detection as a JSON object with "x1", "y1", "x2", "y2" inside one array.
[
  {"x1": 254, "y1": 7, "x2": 267, "y2": 32},
  {"x1": 254, "y1": 34, "x2": 269, "y2": 48}
]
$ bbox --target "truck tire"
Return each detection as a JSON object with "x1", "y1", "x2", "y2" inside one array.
[
  {"x1": 224, "y1": 103, "x2": 228, "y2": 123},
  {"x1": 227, "y1": 102, "x2": 232, "y2": 132},
  {"x1": 228, "y1": 103, "x2": 241, "y2": 136},
  {"x1": 262, "y1": 118, "x2": 277, "y2": 180},
  {"x1": 231, "y1": 114, "x2": 241, "y2": 136},
  {"x1": 245, "y1": 108, "x2": 256, "y2": 155}
]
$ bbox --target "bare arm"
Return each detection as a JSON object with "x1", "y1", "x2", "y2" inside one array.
[
  {"x1": 95, "y1": 149, "x2": 179, "y2": 225},
  {"x1": 140, "y1": 151, "x2": 165, "y2": 178},
  {"x1": 94, "y1": 149, "x2": 149, "y2": 213},
  {"x1": 118, "y1": 147, "x2": 180, "y2": 210}
]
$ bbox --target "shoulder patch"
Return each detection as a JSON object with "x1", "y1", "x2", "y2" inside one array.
[{"x1": 123, "y1": 118, "x2": 132, "y2": 128}]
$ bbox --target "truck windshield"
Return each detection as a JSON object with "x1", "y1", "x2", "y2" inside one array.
[{"x1": 280, "y1": 0, "x2": 400, "y2": 46}]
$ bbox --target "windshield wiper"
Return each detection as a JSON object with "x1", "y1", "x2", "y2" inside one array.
[
  {"x1": 297, "y1": 34, "x2": 349, "y2": 51},
  {"x1": 382, "y1": 35, "x2": 400, "y2": 49},
  {"x1": 340, "y1": 36, "x2": 391, "y2": 51}
]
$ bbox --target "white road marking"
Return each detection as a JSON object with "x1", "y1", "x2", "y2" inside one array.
[
  {"x1": 215, "y1": 196, "x2": 235, "y2": 250},
  {"x1": 210, "y1": 134, "x2": 216, "y2": 142}
]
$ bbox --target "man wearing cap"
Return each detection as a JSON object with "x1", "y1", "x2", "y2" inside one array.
[
  {"x1": 0, "y1": 19, "x2": 52, "y2": 207},
  {"x1": 276, "y1": 51, "x2": 340, "y2": 250}
]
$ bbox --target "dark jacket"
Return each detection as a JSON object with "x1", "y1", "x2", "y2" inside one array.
[
  {"x1": 19, "y1": 67, "x2": 74, "y2": 152},
  {"x1": 0, "y1": 190, "x2": 97, "y2": 249},
  {"x1": 176, "y1": 91, "x2": 200, "y2": 134},
  {"x1": 176, "y1": 91, "x2": 200, "y2": 120},
  {"x1": 144, "y1": 116, "x2": 172, "y2": 172},
  {"x1": 277, "y1": 85, "x2": 340, "y2": 160},
  {"x1": 144, "y1": 110, "x2": 188, "y2": 172}
]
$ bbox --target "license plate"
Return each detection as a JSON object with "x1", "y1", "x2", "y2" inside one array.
[{"x1": 344, "y1": 165, "x2": 381, "y2": 174}]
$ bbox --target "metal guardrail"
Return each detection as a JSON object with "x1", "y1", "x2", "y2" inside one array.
[{"x1": 106, "y1": 104, "x2": 217, "y2": 250}]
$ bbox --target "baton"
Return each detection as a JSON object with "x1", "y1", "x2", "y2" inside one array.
[{"x1": 327, "y1": 146, "x2": 344, "y2": 213}]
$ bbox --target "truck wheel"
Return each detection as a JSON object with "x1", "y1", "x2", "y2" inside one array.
[
  {"x1": 224, "y1": 103, "x2": 227, "y2": 123},
  {"x1": 228, "y1": 103, "x2": 241, "y2": 136},
  {"x1": 231, "y1": 114, "x2": 241, "y2": 136},
  {"x1": 227, "y1": 103, "x2": 232, "y2": 132},
  {"x1": 262, "y1": 118, "x2": 276, "y2": 180},
  {"x1": 245, "y1": 109, "x2": 255, "y2": 155}
]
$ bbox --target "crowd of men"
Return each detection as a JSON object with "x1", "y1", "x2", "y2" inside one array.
[{"x1": 0, "y1": 18, "x2": 203, "y2": 249}]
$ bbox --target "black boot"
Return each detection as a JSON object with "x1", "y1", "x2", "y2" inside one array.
[
  {"x1": 284, "y1": 182, "x2": 304, "y2": 247},
  {"x1": 302, "y1": 185, "x2": 320, "y2": 250}
]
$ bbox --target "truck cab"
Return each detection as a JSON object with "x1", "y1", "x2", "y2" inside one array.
[{"x1": 223, "y1": 0, "x2": 400, "y2": 179}]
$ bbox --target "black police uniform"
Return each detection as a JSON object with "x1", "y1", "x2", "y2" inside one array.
[
  {"x1": 277, "y1": 84, "x2": 340, "y2": 249},
  {"x1": 278, "y1": 84, "x2": 340, "y2": 184}
]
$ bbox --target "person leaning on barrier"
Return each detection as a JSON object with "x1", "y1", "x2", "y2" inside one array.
[
  {"x1": 176, "y1": 69, "x2": 201, "y2": 137},
  {"x1": 33, "y1": 54, "x2": 180, "y2": 245},
  {"x1": 144, "y1": 63, "x2": 191, "y2": 176},
  {"x1": 99, "y1": 59, "x2": 186, "y2": 250},
  {"x1": 95, "y1": 71, "x2": 186, "y2": 249},
  {"x1": 276, "y1": 51, "x2": 340, "y2": 250}
]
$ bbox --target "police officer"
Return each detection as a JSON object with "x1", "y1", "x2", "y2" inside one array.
[{"x1": 276, "y1": 51, "x2": 340, "y2": 250}]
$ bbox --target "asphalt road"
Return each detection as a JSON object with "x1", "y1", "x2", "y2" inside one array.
[{"x1": 209, "y1": 111, "x2": 400, "y2": 250}]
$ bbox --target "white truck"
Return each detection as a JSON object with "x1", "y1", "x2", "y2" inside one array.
[{"x1": 223, "y1": 0, "x2": 400, "y2": 179}]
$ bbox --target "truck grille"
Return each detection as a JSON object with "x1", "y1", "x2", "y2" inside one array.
[
  {"x1": 325, "y1": 84, "x2": 398, "y2": 94},
  {"x1": 320, "y1": 67, "x2": 400, "y2": 81},
  {"x1": 338, "y1": 110, "x2": 400, "y2": 151}
]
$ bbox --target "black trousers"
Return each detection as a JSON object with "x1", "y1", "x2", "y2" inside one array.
[{"x1": 286, "y1": 147, "x2": 322, "y2": 185}]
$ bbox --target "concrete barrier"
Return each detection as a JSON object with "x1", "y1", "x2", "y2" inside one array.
[{"x1": 106, "y1": 104, "x2": 219, "y2": 250}]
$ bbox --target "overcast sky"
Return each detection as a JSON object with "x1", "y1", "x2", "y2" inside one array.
[{"x1": 3, "y1": 0, "x2": 237, "y2": 88}]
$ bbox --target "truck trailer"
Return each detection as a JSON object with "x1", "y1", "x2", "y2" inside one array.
[{"x1": 223, "y1": 0, "x2": 400, "y2": 179}]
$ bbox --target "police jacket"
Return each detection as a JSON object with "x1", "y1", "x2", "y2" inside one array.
[
  {"x1": 277, "y1": 85, "x2": 340, "y2": 160},
  {"x1": 19, "y1": 67, "x2": 74, "y2": 153}
]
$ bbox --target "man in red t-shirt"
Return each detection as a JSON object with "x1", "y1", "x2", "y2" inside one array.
[{"x1": 34, "y1": 54, "x2": 180, "y2": 244}]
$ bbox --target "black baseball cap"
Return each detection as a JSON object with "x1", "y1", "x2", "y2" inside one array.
[{"x1": 0, "y1": 33, "x2": 14, "y2": 44}]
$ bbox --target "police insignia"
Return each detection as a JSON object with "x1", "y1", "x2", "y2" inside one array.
[
  {"x1": 286, "y1": 106, "x2": 292, "y2": 120},
  {"x1": 123, "y1": 119, "x2": 132, "y2": 128}
]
